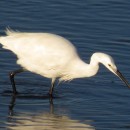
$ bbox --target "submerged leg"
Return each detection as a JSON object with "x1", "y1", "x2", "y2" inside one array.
[
  {"x1": 49, "y1": 78, "x2": 56, "y2": 96},
  {"x1": 9, "y1": 68, "x2": 25, "y2": 95}
]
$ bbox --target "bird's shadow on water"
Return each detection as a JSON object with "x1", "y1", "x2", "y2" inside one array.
[
  {"x1": 8, "y1": 94, "x2": 55, "y2": 116},
  {"x1": 1, "y1": 88, "x2": 61, "y2": 116},
  {"x1": 6, "y1": 92, "x2": 96, "y2": 130}
]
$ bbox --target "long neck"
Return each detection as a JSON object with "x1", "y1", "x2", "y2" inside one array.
[{"x1": 66, "y1": 56, "x2": 99, "y2": 79}]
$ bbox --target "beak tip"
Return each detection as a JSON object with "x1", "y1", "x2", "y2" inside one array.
[{"x1": 116, "y1": 70, "x2": 130, "y2": 89}]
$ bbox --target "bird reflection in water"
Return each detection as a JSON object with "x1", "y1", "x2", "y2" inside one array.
[{"x1": 7, "y1": 95, "x2": 95, "y2": 130}]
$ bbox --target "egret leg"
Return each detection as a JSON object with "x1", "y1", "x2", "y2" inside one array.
[
  {"x1": 9, "y1": 68, "x2": 25, "y2": 95},
  {"x1": 49, "y1": 78, "x2": 56, "y2": 96}
]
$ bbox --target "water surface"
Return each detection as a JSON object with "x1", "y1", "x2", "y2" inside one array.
[{"x1": 0, "y1": 0, "x2": 130, "y2": 130}]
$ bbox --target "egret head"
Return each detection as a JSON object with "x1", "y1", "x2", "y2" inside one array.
[{"x1": 93, "y1": 52, "x2": 130, "y2": 88}]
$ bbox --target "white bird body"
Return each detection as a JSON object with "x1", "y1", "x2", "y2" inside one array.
[
  {"x1": 0, "y1": 29, "x2": 129, "y2": 95},
  {"x1": 0, "y1": 30, "x2": 99, "y2": 81}
]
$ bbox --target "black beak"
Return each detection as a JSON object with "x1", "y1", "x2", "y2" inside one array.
[{"x1": 116, "y1": 70, "x2": 130, "y2": 88}]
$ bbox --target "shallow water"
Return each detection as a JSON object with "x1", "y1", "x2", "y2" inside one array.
[{"x1": 0, "y1": 0, "x2": 130, "y2": 130}]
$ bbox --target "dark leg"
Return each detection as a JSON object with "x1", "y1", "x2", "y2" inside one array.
[
  {"x1": 9, "y1": 68, "x2": 25, "y2": 95},
  {"x1": 8, "y1": 94, "x2": 16, "y2": 116},
  {"x1": 49, "y1": 78, "x2": 56, "y2": 96}
]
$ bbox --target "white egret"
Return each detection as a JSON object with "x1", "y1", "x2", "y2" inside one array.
[{"x1": 0, "y1": 29, "x2": 129, "y2": 96}]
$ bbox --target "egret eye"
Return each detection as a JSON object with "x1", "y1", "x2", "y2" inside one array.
[{"x1": 108, "y1": 64, "x2": 111, "y2": 67}]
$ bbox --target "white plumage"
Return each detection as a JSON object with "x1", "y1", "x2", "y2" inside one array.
[{"x1": 0, "y1": 29, "x2": 129, "y2": 96}]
